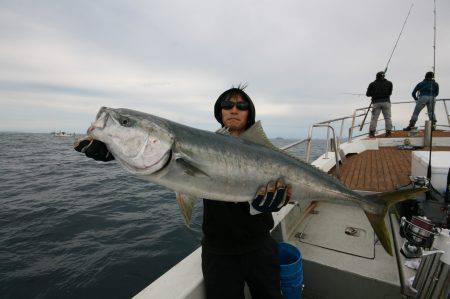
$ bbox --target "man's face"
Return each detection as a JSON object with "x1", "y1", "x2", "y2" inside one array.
[{"x1": 221, "y1": 95, "x2": 249, "y2": 134}]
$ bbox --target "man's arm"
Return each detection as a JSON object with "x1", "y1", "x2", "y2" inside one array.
[
  {"x1": 366, "y1": 83, "x2": 373, "y2": 97},
  {"x1": 434, "y1": 82, "x2": 439, "y2": 97},
  {"x1": 411, "y1": 83, "x2": 420, "y2": 101},
  {"x1": 388, "y1": 81, "x2": 393, "y2": 96}
]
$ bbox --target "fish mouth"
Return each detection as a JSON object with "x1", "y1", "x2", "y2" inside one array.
[
  {"x1": 88, "y1": 106, "x2": 175, "y2": 174},
  {"x1": 119, "y1": 149, "x2": 172, "y2": 174},
  {"x1": 87, "y1": 108, "x2": 110, "y2": 135}
]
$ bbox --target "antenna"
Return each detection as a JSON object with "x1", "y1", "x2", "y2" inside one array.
[
  {"x1": 427, "y1": 0, "x2": 437, "y2": 191},
  {"x1": 433, "y1": 0, "x2": 436, "y2": 74}
]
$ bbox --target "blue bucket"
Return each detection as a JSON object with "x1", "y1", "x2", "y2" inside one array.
[{"x1": 279, "y1": 242, "x2": 303, "y2": 299}]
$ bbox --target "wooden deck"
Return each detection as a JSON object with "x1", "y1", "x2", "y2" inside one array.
[
  {"x1": 330, "y1": 146, "x2": 450, "y2": 192},
  {"x1": 377, "y1": 129, "x2": 450, "y2": 138}
]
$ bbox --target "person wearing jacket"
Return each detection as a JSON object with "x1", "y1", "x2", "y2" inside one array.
[
  {"x1": 201, "y1": 86, "x2": 291, "y2": 299},
  {"x1": 366, "y1": 71, "x2": 393, "y2": 138},
  {"x1": 403, "y1": 71, "x2": 439, "y2": 131},
  {"x1": 74, "y1": 86, "x2": 291, "y2": 299}
]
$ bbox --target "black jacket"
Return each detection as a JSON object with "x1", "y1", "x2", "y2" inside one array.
[
  {"x1": 202, "y1": 199, "x2": 274, "y2": 254},
  {"x1": 202, "y1": 90, "x2": 273, "y2": 255},
  {"x1": 366, "y1": 78, "x2": 393, "y2": 103},
  {"x1": 202, "y1": 88, "x2": 274, "y2": 254}
]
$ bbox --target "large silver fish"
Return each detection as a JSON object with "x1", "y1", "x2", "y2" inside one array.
[{"x1": 81, "y1": 107, "x2": 425, "y2": 255}]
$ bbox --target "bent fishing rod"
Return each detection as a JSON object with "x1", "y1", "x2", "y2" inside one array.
[{"x1": 360, "y1": 3, "x2": 414, "y2": 131}]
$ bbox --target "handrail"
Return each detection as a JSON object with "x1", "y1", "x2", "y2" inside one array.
[
  {"x1": 311, "y1": 124, "x2": 340, "y2": 178},
  {"x1": 358, "y1": 99, "x2": 450, "y2": 131},
  {"x1": 281, "y1": 97, "x2": 449, "y2": 165},
  {"x1": 305, "y1": 125, "x2": 314, "y2": 163},
  {"x1": 281, "y1": 138, "x2": 309, "y2": 151}
]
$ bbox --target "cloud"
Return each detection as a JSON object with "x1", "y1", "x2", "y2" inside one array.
[{"x1": 1, "y1": 0, "x2": 449, "y2": 137}]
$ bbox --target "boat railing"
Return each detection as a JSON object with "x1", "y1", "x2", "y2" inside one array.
[{"x1": 283, "y1": 98, "x2": 449, "y2": 163}]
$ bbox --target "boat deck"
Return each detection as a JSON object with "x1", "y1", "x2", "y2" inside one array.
[
  {"x1": 330, "y1": 145, "x2": 450, "y2": 192},
  {"x1": 377, "y1": 130, "x2": 450, "y2": 138}
]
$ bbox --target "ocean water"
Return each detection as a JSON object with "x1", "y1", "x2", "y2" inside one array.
[{"x1": 0, "y1": 133, "x2": 325, "y2": 299}]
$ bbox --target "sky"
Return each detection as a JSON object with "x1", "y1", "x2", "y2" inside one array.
[{"x1": 1, "y1": 0, "x2": 449, "y2": 138}]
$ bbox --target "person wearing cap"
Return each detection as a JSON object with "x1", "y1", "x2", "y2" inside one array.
[
  {"x1": 403, "y1": 71, "x2": 439, "y2": 131},
  {"x1": 365, "y1": 71, "x2": 393, "y2": 138},
  {"x1": 74, "y1": 86, "x2": 290, "y2": 298}
]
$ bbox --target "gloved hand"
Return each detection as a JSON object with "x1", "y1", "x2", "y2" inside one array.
[
  {"x1": 251, "y1": 178, "x2": 292, "y2": 213},
  {"x1": 74, "y1": 137, "x2": 115, "y2": 162}
]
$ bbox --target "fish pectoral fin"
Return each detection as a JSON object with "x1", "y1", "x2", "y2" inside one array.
[
  {"x1": 174, "y1": 154, "x2": 209, "y2": 177},
  {"x1": 239, "y1": 121, "x2": 276, "y2": 149},
  {"x1": 175, "y1": 192, "x2": 196, "y2": 227}
]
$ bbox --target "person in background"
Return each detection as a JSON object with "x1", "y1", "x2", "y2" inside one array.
[
  {"x1": 403, "y1": 71, "x2": 439, "y2": 131},
  {"x1": 366, "y1": 71, "x2": 393, "y2": 138},
  {"x1": 74, "y1": 86, "x2": 292, "y2": 299}
]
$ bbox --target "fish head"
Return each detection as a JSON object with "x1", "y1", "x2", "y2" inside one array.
[{"x1": 88, "y1": 107, "x2": 174, "y2": 174}]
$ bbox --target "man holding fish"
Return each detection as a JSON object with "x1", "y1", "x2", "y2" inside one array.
[{"x1": 75, "y1": 86, "x2": 290, "y2": 298}]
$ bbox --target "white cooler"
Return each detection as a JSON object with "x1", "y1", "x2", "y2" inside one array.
[{"x1": 411, "y1": 151, "x2": 450, "y2": 193}]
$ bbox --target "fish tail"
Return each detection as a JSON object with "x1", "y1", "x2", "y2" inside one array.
[{"x1": 362, "y1": 187, "x2": 427, "y2": 255}]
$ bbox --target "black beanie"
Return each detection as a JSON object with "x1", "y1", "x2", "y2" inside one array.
[{"x1": 376, "y1": 71, "x2": 385, "y2": 79}]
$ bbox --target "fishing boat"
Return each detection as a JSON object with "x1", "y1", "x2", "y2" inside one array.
[
  {"x1": 134, "y1": 3, "x2": 450, "y2": 297},
  {"x1": 133, "y1": 99, "x2": 450, "y2": 299},
  {"x1": 53, "y1": 131, "x2": 75, "y2": 137}
]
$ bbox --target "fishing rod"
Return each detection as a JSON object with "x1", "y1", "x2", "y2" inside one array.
[
  {"x1": 342, "y1": 92, "x2": 365, "y2": 97},
  {"x1": 360, "y1": 3, "x2": 414, "y2": 131}
]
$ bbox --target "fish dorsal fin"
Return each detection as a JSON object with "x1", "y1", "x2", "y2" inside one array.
[
  {"x1": 240, "y1": 123, "x2": 346, "y2": 188},
  {"x1": 175, "y1": 192, "x2": 196, "y2": 227},
  {"x1": 240, "y1": 121, "x2": 275, "y2": 149},
  {"x1": 215, "y1": 127, "x2": 230, "y2": 135}
]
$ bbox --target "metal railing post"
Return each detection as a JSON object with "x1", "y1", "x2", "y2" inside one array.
[
  {"x1": 338, "y1": 119, "x2": 345, "y2": 147},
  {"x1": 305, "y1": 125, "x2": 314, "y2": 163},
  {"x1": 349, "y1": 110, "x2": 357, "y2": 143},
  {"x1": 313, "y1": 124, "x2": 340, "y2": 178},
  {"x1": 325, "y1": 122, "x2": 330, "y2": 159},
  {"x1": 443, "y1": 99, "x2": 450, "y2": 126},
  {"x1": 331, "y1": 127, "x2": 340, "y2": 179}
]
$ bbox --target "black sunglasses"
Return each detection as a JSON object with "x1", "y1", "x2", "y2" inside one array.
[{"x1": 221, "y1": 100, "x2": 250, "y2": 111}]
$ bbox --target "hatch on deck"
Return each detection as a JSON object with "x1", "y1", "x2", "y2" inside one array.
[{"x1": 293, "y1": 202, "x2": 374, "y2": 258}]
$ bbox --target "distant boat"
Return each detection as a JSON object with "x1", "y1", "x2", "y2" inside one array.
[{"x1": 52, "y1": 131, "x2": 75, "y2": 137}]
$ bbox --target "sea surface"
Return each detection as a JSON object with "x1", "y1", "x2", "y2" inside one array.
[{"x1": 0, "y1": 133, "x2": 326, "y2": 299}]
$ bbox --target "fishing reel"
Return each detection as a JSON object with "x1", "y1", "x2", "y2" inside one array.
[
  {"x1": 396, "y1": 176, "x2": 429, "y2": 191},
  {"x1": 400, "y1": 216, "x2": 440, "y2": 258},
  {"x1": 409, "y1": 176, "x2": 430, "y2": 188}
]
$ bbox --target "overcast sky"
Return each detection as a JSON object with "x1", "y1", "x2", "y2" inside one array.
[{"x1": 1, "y1": 0, "x2": 449, "y2": 138}]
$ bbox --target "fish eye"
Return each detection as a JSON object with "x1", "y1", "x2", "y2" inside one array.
[{"x1": 120, "y1": 118, "x2": 131, "y2": 127}]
